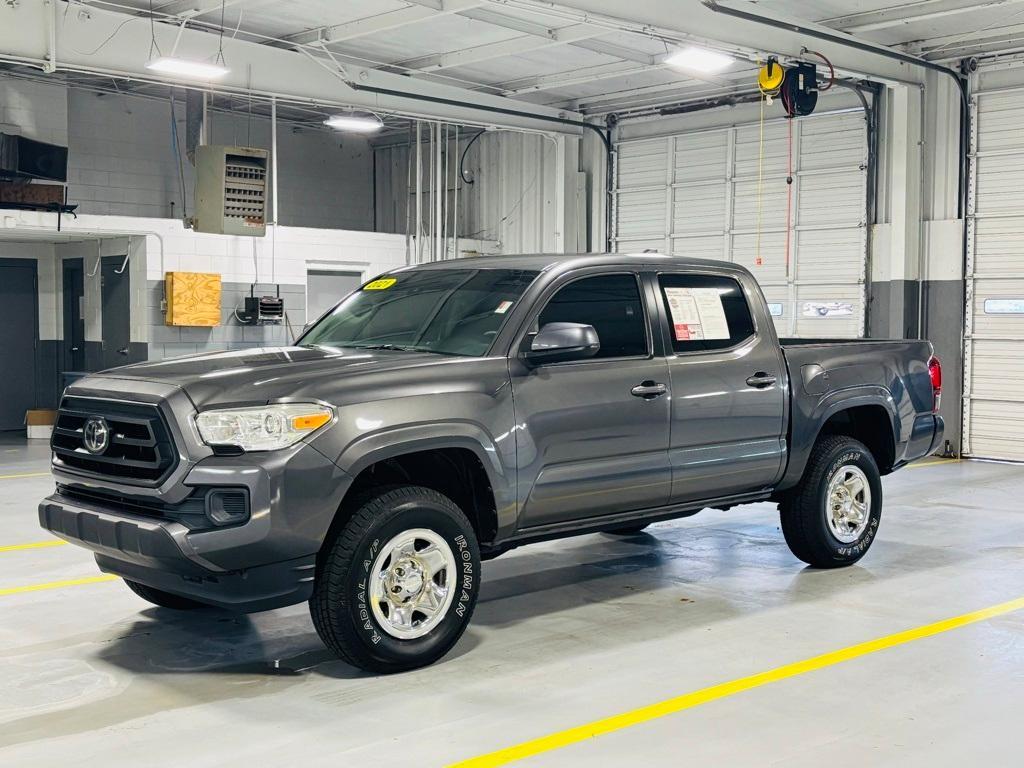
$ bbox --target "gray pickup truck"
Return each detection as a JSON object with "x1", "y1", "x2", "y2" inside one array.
[{"x1": 40, "y1": 254, "x2": 944, "y2": 672}]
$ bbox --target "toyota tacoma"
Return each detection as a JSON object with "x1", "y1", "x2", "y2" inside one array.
[{"x1": 39, "y1": 254, "x2": 944, "y2": 672}]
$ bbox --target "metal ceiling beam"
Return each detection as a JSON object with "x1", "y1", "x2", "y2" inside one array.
[
  {"x1": 521, "y1": 0, "x2": 929, "y2": 85},
  {"x1": 283, "y1": 0, "x2": 484, "y2": 46},
  {"x1": 0, "y1": 1, "x2": 584, "y2": 132},
  {"x1": 152, "y1": 0, "x2": 247, "y2": 18},
  {"x1": 422, "y1": 4, "x2": 663, "y2": 67},
  {"x1": 500, "y1": 61, "x2": 669, "y2": 94},
  {"x1": 395, "y1": 23, "x2": 604, "y2": 71},
  {"x1": 827, "y1": 0, "x2": 1024, "y2": 34},
  {"x1": 567, "y1": 69, "x2": 756, "y2": 111},
  {"x1": 909, "y1": 21, "x2": 1024, "y2": 55}
]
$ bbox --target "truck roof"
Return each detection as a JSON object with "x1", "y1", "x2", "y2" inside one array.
[{"x1": 406, "y1": 252, "x2": 738, "y2": 274}]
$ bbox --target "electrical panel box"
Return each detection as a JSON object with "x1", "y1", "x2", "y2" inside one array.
[
  {"x1": 238, "y1": 288, "x2": 285, "y2": 325},
  {"x1": 165, "y1": 271, "x2": 222, "y2": 327},
  {"x1": 192, "y1": 145, "x2": 268, "y2": 236}
]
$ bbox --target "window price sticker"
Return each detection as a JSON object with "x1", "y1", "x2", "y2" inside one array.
[{"x1": 664, "y1": 287, "x2": 730, "y2": 341}]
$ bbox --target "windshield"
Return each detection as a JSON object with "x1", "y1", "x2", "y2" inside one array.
[{"x1": 298, "y1": 268, "x2": 539, "y2": 357}]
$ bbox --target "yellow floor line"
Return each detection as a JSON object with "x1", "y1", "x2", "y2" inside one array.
[
  {"x1": 908, "y1": 458, "x2": 962, "y2": 469},
  {"x1": 0, "y1": 574, "x2": 118, "y2": 597},
  {"x1": 448, "y1": 595, "x2": 1024, "y2": 768},
  {"x1": 0, "y1": 540, "x2": 67, "y2": 553},
  {"x1": 0, "y1": 471, "x2": 52, "y2": 480}
]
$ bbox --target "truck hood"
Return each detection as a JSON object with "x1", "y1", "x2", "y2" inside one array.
[{"x1": 91, "y1": 346, "x2": 461, "y2": 408}]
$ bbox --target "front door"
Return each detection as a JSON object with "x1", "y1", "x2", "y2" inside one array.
[
  {"x1": 653, "y1": 269, "x2": 787, "y2": 503},
  {"x1": 510, "y1": 271, "x2": 671, "y2": 529}
]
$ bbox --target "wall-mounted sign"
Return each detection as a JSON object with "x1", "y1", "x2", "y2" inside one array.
[
  {"x1": 984, "y1": 299, "x2": 1024, "y2": 315},
  {"x1": 802, "y1": 301, "x2": 854, "y2": 318}
]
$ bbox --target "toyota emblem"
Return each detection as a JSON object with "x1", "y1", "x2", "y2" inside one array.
[{"x1": 83, "y1": 416, "x2": 110, "y2": 455}]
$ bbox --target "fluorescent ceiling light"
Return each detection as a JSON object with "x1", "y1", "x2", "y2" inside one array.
[
  {"x1": 146, "y1": 57, "x2": 230, "y2": 80},
  {"x1": 665, "y1": 47, "x2": 734, "y2": 74},
  {"x1": 323, "y1": 114, "x2": 384, "y2": 133}
]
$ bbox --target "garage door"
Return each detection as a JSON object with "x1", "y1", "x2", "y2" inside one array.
[
  {"x1": 963, "y1": 83, "x2": 1024, "y2": 461},
  {"x1": 613, "y1": 110, "x2": 868, "y2": 338}
]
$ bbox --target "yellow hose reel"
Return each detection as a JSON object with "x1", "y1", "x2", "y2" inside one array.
[{"x1": 758, "y1": 58, "x2": 785, "y2": 94}]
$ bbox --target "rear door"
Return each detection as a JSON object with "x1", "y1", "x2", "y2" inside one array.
[
  {"x1": 509, "y1": 269, "x2": 672, "y2": 529},
  {"x1": 652, "y1": 268, "x2": 787, "y2": 503}
]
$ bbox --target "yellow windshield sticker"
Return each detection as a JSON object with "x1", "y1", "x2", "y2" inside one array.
[{"x1": 364, "y1": 278, "x2": 397, "y2": 290}]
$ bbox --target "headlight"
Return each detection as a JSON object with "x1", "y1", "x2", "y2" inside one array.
[{"x1": 194, "y1": 404, "x2": 334, "y2": 452}]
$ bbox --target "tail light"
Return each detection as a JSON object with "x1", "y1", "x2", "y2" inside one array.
[{"x1": 928, "y1": 355, "x2": 942, "y2": 413}]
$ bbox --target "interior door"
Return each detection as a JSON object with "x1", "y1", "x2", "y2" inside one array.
[
  {"x1": 62, "y1": 259, "x2": 85, "y2": 372},
  {"x1": 510, "y1": 271, "x2": 671, "y2": 529},
  {"x1": 0, "y1": 259, "x2": 38, "y2": 430},
  {"x1": 654, "y1": 270, "x2": 787, "y2": 503},
  {"x1": 101, "y1": 255, "x2": 132, "y2": 370}
]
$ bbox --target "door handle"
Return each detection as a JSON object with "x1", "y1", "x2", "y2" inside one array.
[
  {"x1": 631, "y1": 381, "x2": 667, "y2": 399},
  {"x1": 746, "y1": 372, "x2": 777, "y2": 388},
  {"x1": 117, "y1": 347, "x2": 130, "y2": 356}
]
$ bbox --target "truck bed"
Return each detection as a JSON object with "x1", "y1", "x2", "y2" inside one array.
[{"x1": 778, "y1": 338, "x2": 942, "y2": 486}]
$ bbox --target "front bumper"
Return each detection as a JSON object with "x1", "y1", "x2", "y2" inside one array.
[
  {"x1": 40, "y1": 378, "x2": 353, "y2": 611},
  {"x1": 39, "y1": 494, "x2": 316, "y2": 611}
]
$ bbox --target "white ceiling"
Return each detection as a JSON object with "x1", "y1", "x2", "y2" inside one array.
[{"x1": 72, "y1": 0, "x2": 1024, "y2": 118}]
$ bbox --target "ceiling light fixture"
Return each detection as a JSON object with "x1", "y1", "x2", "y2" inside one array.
[
  {"x1": 145, "y1": 57, "x2": 230, "y2": 79},
  {"x1": 323, "y1": 114, "x2": 384, "y2": 133},
  {"x1": 144, "y1": 0, "x2": 230, "y2": 81},
  {"x1": 665, "y1": 46, "x2": 734, "y2": 74}
]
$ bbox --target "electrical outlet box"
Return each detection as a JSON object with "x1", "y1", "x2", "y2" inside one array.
[
  {"x1": 165, "y1": 271, "x2": 222, "y2": 326},
  {"x1": 192, "y1": 145, "x2": 268, "y2": 236}
]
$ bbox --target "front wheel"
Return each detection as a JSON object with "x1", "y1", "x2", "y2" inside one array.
[
  {"x1": 779, "y1": 435, "x2": 882, "y2": 568},
  {"x1": 310, "y1": 486, "x2": 481, "y2": 673}
]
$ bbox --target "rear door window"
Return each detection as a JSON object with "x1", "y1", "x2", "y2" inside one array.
[{"x1": 658, "y1": 273, "x2": 755, "y2": 353}]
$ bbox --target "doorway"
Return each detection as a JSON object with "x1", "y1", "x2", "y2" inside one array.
[
  {"x1": 0, "y1": 258, "x2": 39, "y2": 430},
  {"x1": 306, "y1": 269, "x2": 363, "y2": 325}
]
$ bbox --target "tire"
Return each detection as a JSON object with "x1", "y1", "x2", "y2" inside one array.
[
  {"x1": 124, "y1": 579, "x2": 207, "y2": 610},
  {"x1": 779, "y1": 435, "x2": 883, "y2": 568},
  {"x1": 603, "y1": 523, "x2": 650, "y2": 535},
  {"x1": 310, "y1": 485, "x2": 481, "y2": 674}
]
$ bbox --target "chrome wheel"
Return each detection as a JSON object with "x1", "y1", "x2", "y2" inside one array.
[
  {"x1": 826, "y1": 465, "x2": 871, "y2": 543},
  {"x1": 369, "y1": 528, "x2": 457, "y2": 640}
]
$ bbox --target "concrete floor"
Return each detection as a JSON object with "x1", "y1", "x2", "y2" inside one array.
[{"x1": 1, "y1": 434, "x2": 1022, "y2": 767}]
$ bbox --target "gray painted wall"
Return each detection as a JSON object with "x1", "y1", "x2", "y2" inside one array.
[{"x1": 869, "y1": 278, "x2": 962, "y2": 453}]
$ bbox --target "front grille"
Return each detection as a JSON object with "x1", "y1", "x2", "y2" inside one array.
[{"x1": 51, "y1": 396, "x2": 178, "y2": 484}]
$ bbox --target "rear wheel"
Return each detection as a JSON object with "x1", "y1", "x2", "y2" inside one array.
[
  {"x1": 124, "y1": 579, "x2": 207, "y2": 610},
  {"x1": 779, "y1": 435, "x2": 882, "y2": 568},
  {"x1": 311, "y1": 486, "x2": 480, "y2": 673}
]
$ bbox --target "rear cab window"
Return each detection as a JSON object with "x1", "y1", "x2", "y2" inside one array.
[{"x1": 657, "y1": 273, "x2": 756, "y2": 354}]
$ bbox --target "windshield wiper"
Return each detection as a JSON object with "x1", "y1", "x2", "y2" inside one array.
[{"x1": 353, "y1": 343, "x2": 447, "y2": 354}]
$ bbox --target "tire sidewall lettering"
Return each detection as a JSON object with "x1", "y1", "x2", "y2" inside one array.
[{"x1": 823, "y1": 449, "x2": 880, "y2": 559}]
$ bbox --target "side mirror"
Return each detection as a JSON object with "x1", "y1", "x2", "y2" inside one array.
[{"x1": 525, "y1": 322, "x2": 600, "y2": 365}]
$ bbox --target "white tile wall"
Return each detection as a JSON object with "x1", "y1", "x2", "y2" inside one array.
[
  {"x1": 0, "y1": 78, "x2": 67, "y2": 146},
  {"x1": 3, "y1": 210, "x2": 416, "y2": 353},
  {"x1": 64, "y1": 87, "x2": 375, "y2": 230}
]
